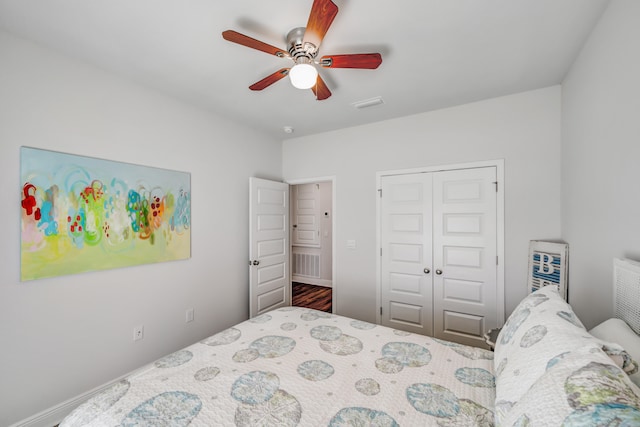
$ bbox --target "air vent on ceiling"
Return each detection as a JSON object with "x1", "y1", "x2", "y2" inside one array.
[{"x1": 351, "y1": 96, "x2": 384, "y2": 109}]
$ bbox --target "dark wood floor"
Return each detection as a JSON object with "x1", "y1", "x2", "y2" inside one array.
[{"x1": 292, "y1": 282, "x2": 332, "y2": 313}]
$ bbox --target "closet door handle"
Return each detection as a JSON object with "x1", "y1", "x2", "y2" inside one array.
[
  {"x1": 252, "y1": 260, "x2": 260, "y2": 266},
  {"x1": 435, "y1": 269, "x2": 443, "y2": 275},
  {"x1": 423, "y1": 268, "x2": 430, "y2": 274}
]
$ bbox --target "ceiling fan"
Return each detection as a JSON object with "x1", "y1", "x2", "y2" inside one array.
[{"x1": 222, "y1": 0, "x2": 382, "y2": 100}]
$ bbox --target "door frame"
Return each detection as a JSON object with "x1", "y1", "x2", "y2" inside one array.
[
  {"x1": 286, "y1": 176, "x2": 337, "y2": 313},
  {"x1": 375, "y1": 159, "x2": 505, "y2": 326}
]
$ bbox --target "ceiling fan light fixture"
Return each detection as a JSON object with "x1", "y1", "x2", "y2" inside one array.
[{"x1": 289, "y1": 62, "x2": 318, "y2": 90}]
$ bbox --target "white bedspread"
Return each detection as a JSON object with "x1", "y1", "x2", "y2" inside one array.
[{"x1": 61, "y1": 307, "x2": 496, "y2": 426}]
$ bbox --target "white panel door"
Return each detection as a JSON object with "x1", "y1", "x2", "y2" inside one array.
[
  {"x1": 292, "y1": 183, "x2": 320, "y2": 247},
  {"x1": 433, "y1": 167, "x2": 497, "y2": 346},
  {"x1": 380, "y1": 173, "x2": 434, "y2": 335},
  {"x1": 249, "y1": 177, "x2": 290, "y2": 318}
]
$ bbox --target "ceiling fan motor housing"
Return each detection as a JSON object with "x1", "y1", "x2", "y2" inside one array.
[{"x1": 287, "y1": 27, "x2": 318, "y2": 65}]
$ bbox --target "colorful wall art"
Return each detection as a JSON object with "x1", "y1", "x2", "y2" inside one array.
[{"x1": 20, "y1": 147, "x2": 191, "y2": 281}]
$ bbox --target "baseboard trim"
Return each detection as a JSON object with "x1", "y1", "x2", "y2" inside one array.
[{"x1": 292, "y1": 276, "x2": 332, "y2": 288}]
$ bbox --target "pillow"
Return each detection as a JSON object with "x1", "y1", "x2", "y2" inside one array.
[
  {"x1": 501, "y1": 344, "x2": 640, "y2": 426},
  {"x1": 494, "y1": 286, "x2": 639, "y2": 424},
  {"x1": 590, "y1": 318, "x2": 640, "y2": 386},
  {"x1": 493, "y1": 286, "x2": 603, "y2": 423}
]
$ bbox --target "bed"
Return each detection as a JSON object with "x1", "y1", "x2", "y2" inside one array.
[
  {"x1": 61, "y1": 307, "x2": 496, "y2": 426},
  {"x1": 61, "y1": 259, "x2": 640, "y2": 426}
]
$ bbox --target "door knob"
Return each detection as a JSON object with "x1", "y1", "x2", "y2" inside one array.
[
  {"x1": 435, "y1": 269, "x2": 443, "y2": 275},
  {"x1": 423, "y1": 268, "x2": 430, "y2": 274},
  {"x1": 252, "y1": 260, "x2": 260, "y2": 266}
]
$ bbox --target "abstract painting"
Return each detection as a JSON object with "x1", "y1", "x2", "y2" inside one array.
[{"x1": 20, "y1": 147, "x2": 191, "y2": 281}]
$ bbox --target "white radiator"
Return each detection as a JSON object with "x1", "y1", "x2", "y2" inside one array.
[{"x1": 293, "y1": 252, "x2": 320, "y2": 278}]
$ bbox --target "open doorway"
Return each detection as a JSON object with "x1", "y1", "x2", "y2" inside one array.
[{"x1": 289, "y1": 180, "x2": 334, "y2": 313}]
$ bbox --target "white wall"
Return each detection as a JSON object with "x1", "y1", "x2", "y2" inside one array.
[
  {"x1": 283, "y1": 86, "x2": 562, "y2": 322},
  {"x1": 0, "y1": 32, "x2": 281, "y2": 426},
  {"x1": 562, "y1": 0, "x2": 640, "y2": 329}
]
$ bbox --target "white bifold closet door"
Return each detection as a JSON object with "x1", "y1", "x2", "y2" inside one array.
[{"x1": 380, "y1": 167, "x2": 497, "y2": 347}]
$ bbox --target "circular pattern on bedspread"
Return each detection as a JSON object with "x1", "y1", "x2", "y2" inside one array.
[
  {"x1": 565, "y1": 362, "x2": 640, "y2": 410},
  {"x1": 546, "y1": 351, "x2": 570, "y2": 371},
  {"x1": 350, "y1": 319, "x2": 376, "y2": 330},
  {"x1": 454, "y1": 367, "x2": 495, "y2": 388},
  {"x1": 154, "y1": 350, "x2": 193, "y2": 368},
  {"x1": 201, "y1": 327, "x2": 241, "y2": 346},
  {"x1": 233, "y1": 348, "x2": 260, "y2": 363},
  {"x1": 235, "y1": 389, "x2": 302, "y2": 427},
  {"x1": 375, "y1": 357, "x2": 405, "y2": 373},
  {"x1": 406, "y1": 383, "x2": 460, "y2": 417},
  {"x1": 437, "y1": 399, "x2": 494, "y2": 427},
  {"x1": 300, "y1": 310, "x2": 332, "y2": 321},
  {"x1": 297, "y1": 360, "x2": 335, "y2": 381},
  {"x1": 194, "y1": 366, "x2": 220, "y2": 382},
  {"x1": 381, "y1": 342, "x2": 431, "y2": 367},
  {"x1": 231, "y1": 371, "x2": 280, "y2": 404},
  {"x1": 319, "y1": 334, "x2": 363, "y2": 355},
  {"x1": 557, "y1": 310, "x2": 583, "y2": 328},
  {"x1": 329, "y1": 407, "x2": 399, "y2": 427},
  {"x1": 310, "y1": 325, "x2": 342, "y2": 341},
  {"x1": 249, "y1": 336, "x2": 296, "y2": 358},
  {"x1": 500, "y1": 308, "x2": 530, "y2": 345},
  {"x1": 280, "y1": 322, "x2": 297, "y2": 331},
  {"x1": 121, "y1": 391, "x2": 202, "y2": 427},
  {"x1": 355, "y1": 378, "x2": 381, "y2": 396},
  {"x1": 520, "y1": 325, "x2": 547, "y2": 348},
  {"x1": 249, "y1": 313, "x2": 272, "y2": 323},
  {"x1": 562, "y1": 403, "x2": 640, "y2": 425},
  {"x1": 559, "y1": 361, "x2": 640, "y2": 426}
]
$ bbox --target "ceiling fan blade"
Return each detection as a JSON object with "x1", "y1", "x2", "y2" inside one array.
[
  {"x1": 249, "y1": 68, "x2": 290, "y2": 91},
  {"x1": 222, "y1": 30, "x2": 289, "y2": 58},
  {"x1": 303, "y1": 0, "x2": 338, "y2": 49},
  {"x1": 311, "y1": 75, "x2": 331, "y2": 100},
  {"x1": 319, "y1": 53, "x2": 382, "y2": 69}
]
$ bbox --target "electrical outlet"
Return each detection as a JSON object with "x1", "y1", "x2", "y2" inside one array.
[
  {"x1": 186, "y1": 308, "x2": 194, "y2": 323},
  {"x1": 133, "y1": 325, "x2": 144, "y2": 341}
]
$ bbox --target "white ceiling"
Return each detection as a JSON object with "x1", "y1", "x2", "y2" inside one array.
[{"x1": 0, "y1": 0, "x2": 610, "y2": 140}]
